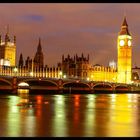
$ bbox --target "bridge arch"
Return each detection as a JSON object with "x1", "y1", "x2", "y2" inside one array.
[
  {"x1": 63, "y1": 81, "x2": 90, "y2": 88},
  {"x1": 93, "y1": 83, "x2": 113, "y2": 88},
  {"x1": 18, "y1": 79, "x2": 58, "y2": 87},
  {"x1": 93, "y1": 83, "x2": 113, "y2": 91},
  {"x1": 0, "y1": 78, "x2": 12, "y2": 86},
  {"x1": 63, "y1": 81, "x2": 91, "y2": 93},
  {"x1": 115, "y1": 85, "x2": 130, "y2": 91}
]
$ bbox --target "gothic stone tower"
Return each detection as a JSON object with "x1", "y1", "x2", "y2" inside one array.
[
  {"x1": 0, "y1": 26, "x2": 16, "y2": 66},
  {"x1": 117, "y1": 17, "x2": 132, "y2": 83},
  {"x1": 33, "y1": 38, "x2": 44, "y2": 69}
]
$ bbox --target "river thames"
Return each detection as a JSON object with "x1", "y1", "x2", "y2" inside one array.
[{"x1": 0, "y1": 90, "x2": 140, "y2": 137}]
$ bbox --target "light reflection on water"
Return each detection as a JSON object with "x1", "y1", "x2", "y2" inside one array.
[{"x1": 0, "y1": 90, "x2": 140, "y2": 137}]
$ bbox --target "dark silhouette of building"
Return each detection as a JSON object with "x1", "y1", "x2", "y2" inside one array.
[
  {"x1": 33, "y1": 38, "x2": 44, "y2": 70},
  {"x1": 61, "y1": 53, "x2": 90, "y2": 79},
  {"x1": 18, "y1": 53, "x2": 24, "y2": 68},
  {"x1": 18, "y1": 37, "x2": 44, "y2": 71}
]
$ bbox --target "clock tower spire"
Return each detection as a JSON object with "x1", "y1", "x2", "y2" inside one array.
[
  {"x1": 117, "y1": 16, "x2": 132, "y2": 83},
  {"x1": 119, "y1": 16, "x2": 130, "y2": 36}
]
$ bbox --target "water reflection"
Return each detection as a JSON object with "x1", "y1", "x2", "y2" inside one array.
[
  {"x1": 52, "y1": 95, "x2": 68, "y2": 137},
  {"x1": 108, "y1": 94, "x2": 139, "y2": 137},
  {"x1": 84, "y1": 94, "x2": 96, "y2": 136},
  {"x1": 94, "y1": 94, "x2": 111, "y2": 137},
  {"x1": 17, "y1": 89, "x2": 29, "y2": 106},
  {"x1": 1, "y1": 92, "x2": 140, "y2": 136}
]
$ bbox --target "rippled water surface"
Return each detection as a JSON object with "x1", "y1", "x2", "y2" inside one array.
[{"x1": 0, "y1": 91, "x2": 140, "y2": 137}]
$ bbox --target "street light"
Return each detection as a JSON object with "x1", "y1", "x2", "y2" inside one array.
[
  {"x1": 59, "y1": 71, "x2": 62, "y2": 79},
  {"x1": 30, "y1": 71, "x2": 33, "y2": 77},
  {"x1": 91, "y1": 75, "x2": 93, "y2": 81},
  {"x1": 63, "y1": 74, "x2": 66, "y2": 79},
  {"x1": 13, "y1": 67, "x2": 18, "y2": 76}
]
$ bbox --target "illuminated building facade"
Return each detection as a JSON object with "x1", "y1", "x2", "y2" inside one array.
[
  {"x1": 0, "y1": 27, "x2": 16, "y2": 66},
  {"x1": 117, "y1": 17, "x2": 132, "y2": 83},
  {"x1": 58, "y1": 17, "x2": 132, "y2": 83},
  {"x1": 89, "y1": 64, "x2": 117, "y2": 82},
  {"x1": 0, "y1": 17, "x2": 137, "y2": 84}
]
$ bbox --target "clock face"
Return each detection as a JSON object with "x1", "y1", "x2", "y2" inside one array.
[
  {"x1": 119, "y1": 40, "x2": 125, "y2": 46},
  {"x1": 128, "y1": 40, "x2": 131, "y2": 46}
]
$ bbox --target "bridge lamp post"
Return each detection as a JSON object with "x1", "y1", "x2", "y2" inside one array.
[
  {"x1": 91, "y1": 75, "x2": 93, "y2": 81},
  {"x1": 13, "y1": 67, "x2": 18, "y2": 77},
  {"x1": 59, "y1": 71, "x2": 63, "y2": 79},
  {"x1": 30, "y1": 71, "x2": 33, "y2": 77},
  {"x1": 113, "y1": 77, "x2": 116, "y2": 83},
  {"x1": 63, "y1": 74, "x2": 66, "y2": 79}
]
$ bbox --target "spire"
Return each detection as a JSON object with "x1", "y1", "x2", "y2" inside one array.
[
  {"x1": 81, "y1": 53, "x2": 84, "y2": 58},
  {"x1": 87, "y1": 54, "x2": 89, "y2": 61},
  {"x1": 7, "y1": 25, "x2": 9, "y2": 34},
  {"x1": 34, "y1": 37, "x2": 44, "y2": 69},
  {"x1": 62, "y1": 54, "x2": 64, "y2": 62},
  {"x1": 122, "y1": 16, "x2": 128, "y2": 27},
  {"x1": 119, "y1": 16, "x2": 130, "y2": 36},
  {"x1": 74, "y1": 55, "x2": 75, "y2": 61},
  {"x1": 18, "y1": 53, "x2": 24, "y2": 67},
  {"x1": 14, "y1": 35, "x2": 16, "y2": 44},
  {"x1": 37, "y1": 37, "x2": 42, "y2": 53},
  {"x1": 76, "y1": 53, "x2": 78, "y2": 61},
  {"x1": 5, "y1": 25, "x2": 10, "y2": 43},
  {"x1": 68, "y1": 54, "x2": 70, "y2": 59},
  {"x1": 0, "y1": 35, "x2": 1, "y2": 44}
]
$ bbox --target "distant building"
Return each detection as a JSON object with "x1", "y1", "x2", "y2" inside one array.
[
  {"x1": 132, "y1": 66, "x2": 140, "y2": 82},
  {"x1": 109, "y1": 60, "x2": 117, "y2": 69}
]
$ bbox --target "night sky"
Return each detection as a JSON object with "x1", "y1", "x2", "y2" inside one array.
[{"x1": 0, "y1": 3, "x2": 140, "y2": 67}]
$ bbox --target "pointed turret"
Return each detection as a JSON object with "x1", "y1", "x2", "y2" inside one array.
[
  {"x1": 5, "y1": 25, "x2": 10, "y2": 43},
  {"x1": 119, "y1": 16, "x2": 130, "y2": 36},
  {"x1": 87, "y1": 54, "x2": 89, "y2": 61},
  {"x1": 14, "y1": 35, "x2": 16, "y2": 44},
  {"x1": 62, "y1": 54, "x2": 64, "y2": 62},
  {"x1": 76, "y1": 54, "x2": 78, "y2": 61},
  {"x1": 74, "y1": 55, "x2": 75, "y2": 61},
  {"x1": 0, "y1": 35, "x2": 1, "y2": 44},
  {"x1": 18, "y1": 53, "x2": 24, "y2": 67},
  {"x1": 81, "y1": 53, "x2": 84, "y2": 58}
]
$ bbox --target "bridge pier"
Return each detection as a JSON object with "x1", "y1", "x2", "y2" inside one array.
[{"x1": 12, "y1": 77, "x2": 18, "y2": 94}]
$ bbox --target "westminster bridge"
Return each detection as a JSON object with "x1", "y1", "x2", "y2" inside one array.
[{"x1": 0, "y1": 75, "x2": 138, "y2": 94}]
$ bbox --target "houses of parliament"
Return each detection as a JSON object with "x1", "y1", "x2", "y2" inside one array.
[{"x1": 0, "y1": 17, "x2": 139, "y2": 84}]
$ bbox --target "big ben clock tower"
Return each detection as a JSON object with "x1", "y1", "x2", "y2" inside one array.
[{"x1": 117, "y1": 17, "x2": 132, "y2": 83}]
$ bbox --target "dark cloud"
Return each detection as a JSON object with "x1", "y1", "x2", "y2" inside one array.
[{"x1": 20, "y1": 15, "x2": 44, "y2": 22}]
